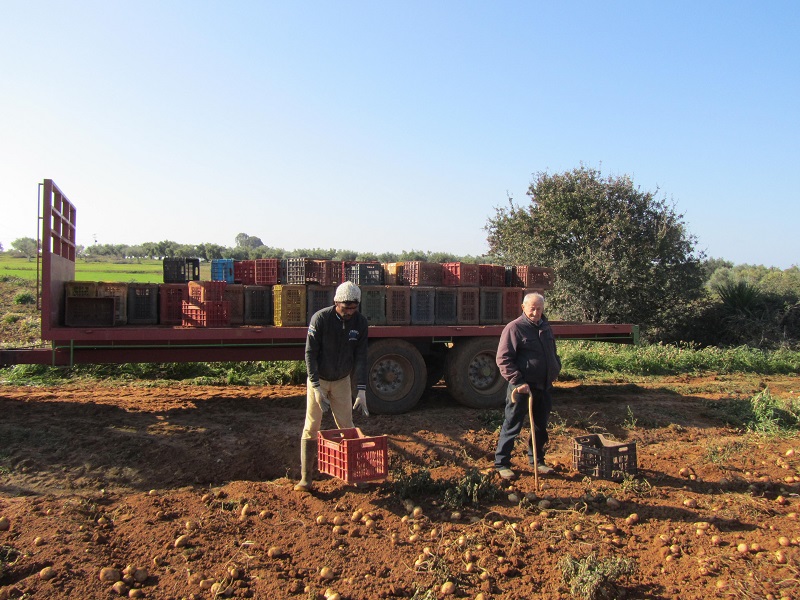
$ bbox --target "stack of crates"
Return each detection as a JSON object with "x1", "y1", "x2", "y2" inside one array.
[
  {"x1": 159, "y1": 284, "x2": 189, "y2": 325},
  {"x1": 360, "y1": 286, "x2": 387, "y2": 325},
  {"x1": 410, "y1": 287, "x2": 435, "y2": 325},
  {"x1": 306, "y1": 285, "x2": 335, "y2": 323},
  {"x1": 234, "y1": 260, "x2": 256, "y2": 285},
  {"x1": 244, "y1": 285, "x2": 272, "y2": 325},
  {"x1": 273, "y1": 284, "x2": 306, "y2": 326},
  {"x1": 211, "y1": 259, "x2": 235, "y2": 283},
  {"x1": 441, "y1": 262, "x2": 480, "y2": 286},
  {"x1": 479, "y1": 287, "x2": 504, "y2": 324},
  {"x1": 458, "y1": 287, "x2": 480, "y2": 325},
  {"x1": 385, "y1": 287, "x2": 411, "y2": 325},
  {"x1": 224, "y1": 284, "x2": 245, "y2": 325},
  {"x1": 96, "y1": 282, "x2": 128, "y2": 325},
  {"x1": 254, "y1": 259, "x2": 280, "y2": 285},
  {"x1": 434, "y1": 287, "x2": 458, "y2": 325},
  {"x1": 345, "y1": 262, "x2": 383, "y2": 285},
  {"x1": 405, "y1": 261, "x2": 442, "y2": 286},
  {"x1": 127, "y1": 283, "x2": 159, "y2": 325},
  {"x1": 184, "y1": 281, "x2": 230, "y2": 327}
]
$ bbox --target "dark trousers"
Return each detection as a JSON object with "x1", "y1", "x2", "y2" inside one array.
[{"x1": 494, "y1": 383, "x2": 552, "y2": 469}]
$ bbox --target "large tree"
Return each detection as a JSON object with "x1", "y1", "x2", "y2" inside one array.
[
  {"x1": 11, "y1": 237, "x2": 38, "y2": 260},
  {"x1": 485, "y1": 166, "x2": 705, "y2": 332}
]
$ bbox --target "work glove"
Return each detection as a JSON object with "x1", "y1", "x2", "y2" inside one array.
[
  {"x1": 313, "y1": 386, "x2": 330, "y2": 414},
  {"x1": 353, "y1": 390, "x2": 369, "y2": 416}
]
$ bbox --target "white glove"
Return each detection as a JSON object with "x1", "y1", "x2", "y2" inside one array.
[
  {"x1": 353, "y1": 390, "x2": 369, "y2": 416},
  {"x1": 313, "y1": 387, "x2": 330, "y2": 413}
]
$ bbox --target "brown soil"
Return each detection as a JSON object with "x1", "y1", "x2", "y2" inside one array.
[{"x1": 1, "y1": 376, "x2": 800, "y2": 599}]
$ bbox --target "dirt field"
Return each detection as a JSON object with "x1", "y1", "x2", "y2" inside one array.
[{"x1": 1, "y1": 375, "x2": 800, "y2": 599}]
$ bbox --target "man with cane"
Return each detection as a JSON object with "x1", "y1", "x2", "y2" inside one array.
[{"x1": 494, "y1": 292, "x2": 561, "y2": 482}]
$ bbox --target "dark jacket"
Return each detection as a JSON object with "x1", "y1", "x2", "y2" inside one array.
[
  {"x1": 496, "y1": 314, "x2": 561, "y2": 390},
  {"x1": 305, "y1": 306, "x2": 369, "y2": 390}
]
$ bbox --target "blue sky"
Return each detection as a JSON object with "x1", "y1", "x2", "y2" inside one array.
[{"x1": 1, "y1": 1, "x2": 798, "y2": 268}]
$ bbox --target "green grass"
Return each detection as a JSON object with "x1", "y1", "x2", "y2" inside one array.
[{"x1": 0, "y1": 254, "x2": 210, "y2": 283}]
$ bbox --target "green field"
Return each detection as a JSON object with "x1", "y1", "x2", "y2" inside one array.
[{"x1": 0, "y1": 255, "x2": 210, "y2": 283}]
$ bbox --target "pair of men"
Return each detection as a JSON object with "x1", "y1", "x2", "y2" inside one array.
[{"x1": 294, "y1": 284, "x2": 560, "y2": 491}]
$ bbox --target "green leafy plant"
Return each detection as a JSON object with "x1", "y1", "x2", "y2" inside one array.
[
  {"x1": 559, "y1": 552, "x2": 636, "y2": 600},
  {"x1": 13, "y1": 291, "x2": 36, "y2": 305},
  {"x1": 622, "y1": 405, "x2": 637, "y2": 430},
  {"x1": 441, "y1": 470, "x2": 502, "y2": 509}
]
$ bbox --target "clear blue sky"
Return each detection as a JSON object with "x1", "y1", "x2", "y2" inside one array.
[{"x1": 1, "y1": 1, "x2": 798, "y2": 268}]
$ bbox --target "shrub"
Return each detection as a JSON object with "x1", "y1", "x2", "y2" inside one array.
[
  {"x1": 13, "y1": 291, "x2": 36, "y2": 305},
  {"x1": 560, "y1": 552, "x2": 636, "y2": 600}
]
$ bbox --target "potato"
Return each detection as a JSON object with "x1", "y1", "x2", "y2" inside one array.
[
  {"x1": 267, "y1": 546, "x2": 282, "y2": 558},
  {"x1": 319, "y1": 566, "x2": 335, "y2": 580},
  {"x1": 440, "y1": 581, "x2": 456, "y2": 595}
]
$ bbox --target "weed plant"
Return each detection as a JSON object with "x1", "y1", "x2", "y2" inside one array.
[
  {"x1": 389, "y1": 466, "x2": 502, "y2": 508},
  {"x1": 705, "y1": 388, "x2": 800, "y2": 437},
  {"x1": 559, "y1": 552, "x2": 636, "y2": 600}
]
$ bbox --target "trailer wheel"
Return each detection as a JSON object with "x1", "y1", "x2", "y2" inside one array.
[
  {"x1": 366, "y1": 340, "x2": 427, "y2": 414},
  {"x1": 444, "y1": 337, "x2": 505, "y2": 409}
]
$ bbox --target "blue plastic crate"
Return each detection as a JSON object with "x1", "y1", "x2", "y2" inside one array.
[{"x1": 211, "y1": 259, "x2": 235, "y2": 283}]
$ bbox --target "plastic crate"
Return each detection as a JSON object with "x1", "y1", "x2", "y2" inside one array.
[
  {"x1": 254, "y1": 259, "x2": 280, "y2": 286},
  {"x1": 223, "y1": 284, "x2": 244, "y2": 325},
  {"x1": 306, "y1": 285, "x2": 336, "y2": 323},
  {"x1": 189, "y1": 281, "x2": 227, "y2": 303},
  {"x1": 234, "y1": 260, "x2": 256, "y2": 285},
  {"x1": 502, "y1": 288, "x2": 525, "y2": 323},
  {"x1": 159, "y1": 284, "x2": 189, "y2": 325},
  {"x1": 479, "y1": 287, "x2": 503, "y2": 324},
  {"x1": 345, "y1": 262, "x2": 384, "y2": 285},
  {"x1": 96, "y1": 282, "x2": 128, "y2": 325},
  {"x1": 163, "y1": 258, "x2": 187, "y2": 283},
  {"x1": 479, "y1": 264, "x2": 505, "y2": 287},
  {"x1": 441, "y1": 262, "x2": 480, "y2": 286},
  {"x1": 382, "y1": 262, "x2": 406, "y2": 285},
  {"x1": 127, "y1": 283, "x2": 159, "y2": 325},
  {"x1": 286, "y1": 258, "x2": 315, "y2": 284},
  {"x1": 410, "y1": 286, "x2": 435, "y2": 325},
  {"x1": 434, "y1": 287, "x2": 458, "y2": 325},
  {"x1": 405, "y1": 261, "x2": 442, "y2": 286},
  {"x1": 211, "y1": 259, "x2": 235, "y2": 283},
  {"x1": 64, "y1": 281, "x2": 97, "y2": 298},
  {"x1": 273, "y1": 284, "x2": 306, "y2": 327},
  {"x1": 243, "y1": 285, "x2": 272, "y2": 325},
  {"x1": 65, "y1": 296, "x2": 115, "y2": 327},
  {"x1": 181, "y1": 300, "x2": 231, "y2": 327},
  {"x1": 457, "y1": 287, "x2": 480, "y2": 325},
  {"x1": 186, "y1": 258, "x2": 201, "y2": 281},
  {"x1": 360, "y1": 285, "x2": 387, "y2": 325},
  {"x1": 385, "y1": 286, "x2": 411, "y2": 325},
  {"x1": 514, "y1": 266, "x2": 555, "y2": 290},
  {"x1": 317, "y1": 428, "x2": 388, "y2": 484},
  {"x1": 316, "y1": 260, "x2": 342, "y2": 286},
  {"x1": 573, "y1": 434, "x2": 638, "y2": 481}
]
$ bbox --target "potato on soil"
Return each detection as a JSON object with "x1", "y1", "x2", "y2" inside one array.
[
  {"x1": 320, "y1": 566, "x2": 335, "y2": 580},
  {"x1": 99, "y1": 567, "x2": 122, "y2": 583},
  {"x1": 0, "y1": 517, "x2": 9, "y2": 531}
]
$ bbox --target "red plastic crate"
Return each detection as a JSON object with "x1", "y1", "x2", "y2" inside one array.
[
  {"x1": 502, "y1": 288, "x2": 525, "y2": 323},
  {"x1": 317, "y1": 428, "x2": 388, "y2": 484},
  {"x1": 234, "y1": 260, "x2": 256, "y2": 285},
  {"x1": 254, "y1": 259, "x2": 280, "y2": 286},
  {"x1": 405, "y1": 261, "x2": 443, "y2": 286},
  {"x1": 385, "y1": 286, "x2": 411, "y2": 325},
  {"x1": 188, "y1": 281, "x2": 226, "y2": 302},
  {"x1": 159, "y1": 284, "x2": 189, "y2": 325},
  {"x1": 513, "y1": 266, "x2": 555, "y2": 290},
  {"x1": 457, "y1": 287, "x2": 480, "y2": 325},
  {"x1": 181, "y1": 300, "x2": 231, "y2": 327},
  {"x1": 441, "y1": 262, "x2": 480, "y2": 286},
  {"x1": 316, "y1": 260, "x2": 343, "y2": 286},
  {"x1": 478, "y1": 264, "x2": 506, "y2": 287}
]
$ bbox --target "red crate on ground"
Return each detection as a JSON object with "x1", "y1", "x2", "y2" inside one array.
[
  {"x1": 189, "y1": 281, "x2": 226, "y2": 302},
  {"x1": 441, "y1": 262, "x2": 479, "y2": 286},
  {"x1": 514, "y1": 266, "x2": 555, "y2": 290},
  {"x1": 405, "y1": 261, "x2": 443, "y2": 286},
  {"x1": 317, "y1": 428, "x2": 388, "y2": 484},
  {"x1": 254, "y1": 259, "x2": 280, "y2": 286},
  {"x1": 502, "y1": 288, "x2": 525, "y2": 323},
  {"x1": 159, "y1": 284, "x2": 189, "y2": 325},
  {"x1": 181, "y1": 300, "x2": 231, "y2": 327},
  {"x1": 234, "y1": 260, "x2": 256, "y2": 285},
  {"x1": 478, "y1": 264, "x2": 506, "y2": 287}
]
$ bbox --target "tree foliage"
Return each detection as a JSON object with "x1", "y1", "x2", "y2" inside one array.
[
  {"x1": 10, "y1": 237, "x2": 38, "y2": 259},
  {"x1": 485, "y1": 166, "x2": 705, "y2": 332}
]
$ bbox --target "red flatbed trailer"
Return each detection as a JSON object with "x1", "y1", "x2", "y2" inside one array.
[{"x1": 0, "y1": 180, "x2": 638, "y2": 414}]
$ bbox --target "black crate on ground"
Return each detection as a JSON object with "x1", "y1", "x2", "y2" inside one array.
[
  {"x1": 306, "y1": 285, "x2": 336, "y2": 323},
  {"x1": 244, "y1": 286, "x2": 272, "y2": 325},
  {"x1": 458, "y1": 287, "x2": 480, "y2": 325},
  {"x1": 410, "y1": 286, "x2": 435, "y2": 325},
  {"x1": 385, "y1": 286, "x2": 410, "y2": 325},
  {"x1": 127, "y1": 283, "x2": 159, "y2": 325},
  {"x1": 434, "y1": 287, "x2": 458, "y2": 325},
  {"x1": 360, "y1": 285, "x2": 386, "y2": 325},
  {"x1": 65, "y1": 297, "x2": 116, "y2": 327},
  {"x1": 479, "y1": 287, "x2": 503, "y2": 324},
  {"x1": 573, "y1": 434, "x2": 638, "y2": 481}
]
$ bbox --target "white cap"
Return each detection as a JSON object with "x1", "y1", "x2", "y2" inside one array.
[{"x1": 334, "y1": 281, "x2": 361, "y2": 303}]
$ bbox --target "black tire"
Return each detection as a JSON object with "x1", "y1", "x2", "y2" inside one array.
[
  {"x1": 424, "y1": 352, "x2": 446, "y2": 389},
  {"x1": 444, "y1": 337, "x2": 506, "y2": 409},
  {"x1": 365, "y1": 339, "x2": 427, "y2": 414}
]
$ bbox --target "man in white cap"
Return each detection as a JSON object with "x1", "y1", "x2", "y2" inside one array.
[{"x1": 294, "y1": 280, "x2": 370, "y2": 492}]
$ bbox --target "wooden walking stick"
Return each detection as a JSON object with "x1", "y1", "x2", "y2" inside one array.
[{"x1": 528, "y1": 391, "x2": 539, "y2": 491}]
